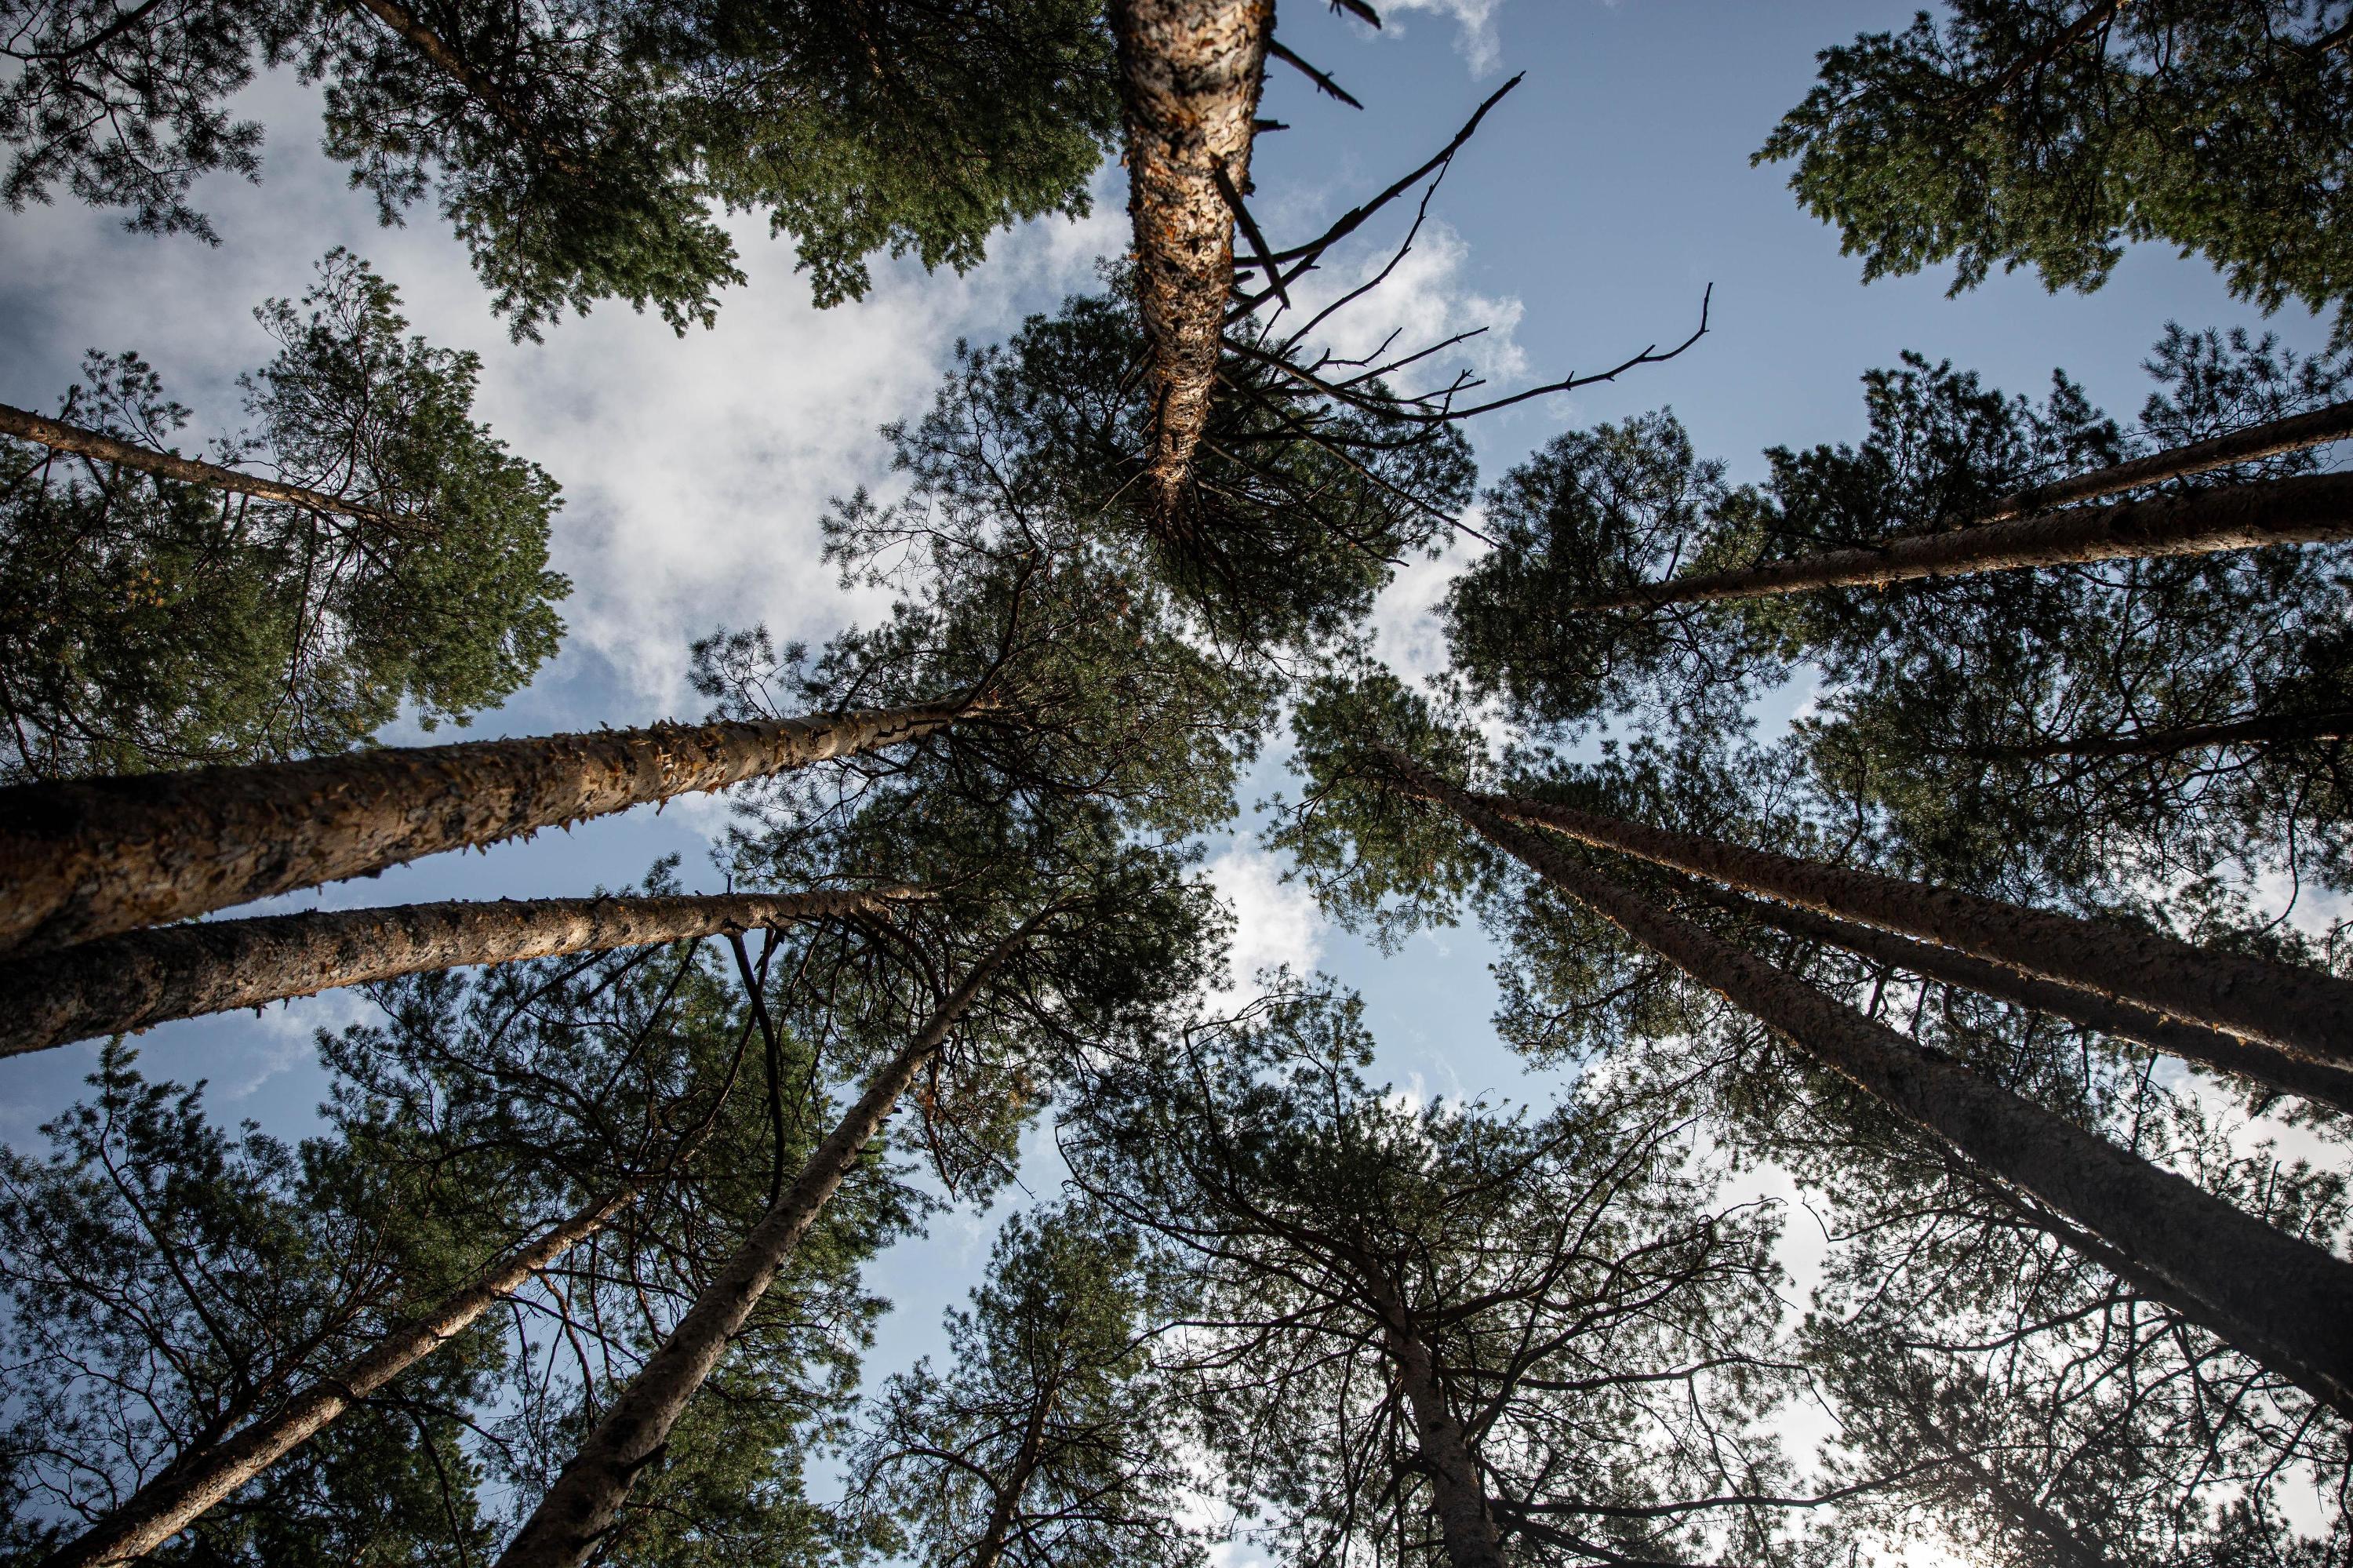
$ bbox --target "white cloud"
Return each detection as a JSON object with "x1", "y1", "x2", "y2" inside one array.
[
  {"x1": 1383, "y1": 0, "x2": 1508, "y2": 76},
  {"x1": 1205, "y1": 840, "x2": 1329, "y2": 1006}
]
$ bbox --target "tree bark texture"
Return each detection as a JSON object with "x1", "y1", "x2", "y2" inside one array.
[
  {"x1": 492, "y1": 925, "x2": 1033, "y2": 1568},
  {"x1": 1110, "y1": 0, "x2": 1272, "y2": 511},
  {"x1": 1448, "y1": 782, "x2": 2353, "y2": 1073},
  {"x1": 0, "y1": 888, "x2": 920, "y2": 1059},
  {"x1": 42, "y1": 1188, "x2": 635, "y2": 1568},
  {"x1": 1379, "y1": 1310, "x2": 1505, "y2": 1568},
  {"x1": 1688, "y1": 883, "x2": 2353, "y2": 1118},
  {"x1": 1585, "y1": 471, "x2": 2353, "y2": 608},
  {"x1": 1967, "y1": 708, "x2": 2353, "y2": 761},
  {"x1": 0, "y1": 700, "x2": 970, "y2": 957},
  {"x1": 0, "y1": 400, "x2": 394, "y2": 522},
  {"x1": 1982, "y1": 397, "x2": 2353, "y2": 523},
  {"x1": 1430, "y1": 780, "x2": 2353, "y2": 1417}
]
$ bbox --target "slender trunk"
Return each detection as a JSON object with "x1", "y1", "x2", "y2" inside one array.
[
  {"x1": 1962, "y1": 707, "x2": 2353, "y2": 762},
  {"x1": 493, "y1": 922, "x2": 1039, "y2": 1568},
  {"x1": 0, "y1": 400, "x2": 394, "y2": 523},
  {"x1": 345, "y1": 0, "x2": 584, "y2": 175},
  {"x1": 1584, "y1": 471, "x2": 2353, "y2": 608},
  {"x1": 1424, "y1": 776, "x2": 2353, "y2": 1416},
  {"x1": 968, "y1": 1381, "x2": 1058, "y2": 1568},
  {"x1": 1371, "y1": 1296, "x2": 1503, "y2": 1568},
  {"x1": 0, "y1": 698, "x2": 974, "y2": 956},
  {"x1": 1110, "y1": 0, "x2": 1273, "y2": 511},
  {"x1": 1687, "y1": 882, "x2": 2353, "y2": 1117},
  {"x1": 0, "y1": 887, "x2": 919, "y2": 1059},
  {"x1": 1435, "y1": 777, "x2": 2353, "y2": 1073},
  {"x1": 1983, "y1": 397, "x2": 2353, "y2": 522},
  {"x1": 42, "y1": 1188, "x2": 636, "y2": 1568}
]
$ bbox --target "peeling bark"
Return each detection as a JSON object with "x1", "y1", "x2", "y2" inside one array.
[
  {"x1": 1111, "y1": 0, "x2": 1273, "y2": 511},
  {"x1": 1584, "y1": 471, "x2": 2353, "y2": 608},
  {"x1": 0, "y1": 887, "x2": 920, "y2": 1059},
  {"x1": 45, "y1": 1188, "x2": 637, "y2": 1568},
  {"x1": 493, "y1": 920, "x2": 1041, "y2": 1568},
  {"x1": 1439, "y1": 781, "x2": 2353, "y2": 1073},
  {"x1": 0, "y1": 698, "x2": 973, "y2": 956},
  {"x1": 1417, "y1": 769, "x2": 2353, "y2": 1416},
  {"x1": 1691, "y1": 884, "x2": 2353, "y2": 1118},
  {"x1": 0, "y1": 400, "x2": 396, "y2": 523}
]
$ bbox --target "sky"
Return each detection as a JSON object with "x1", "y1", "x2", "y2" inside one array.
[{"x1": 2, "y1": 0, "x2": 2340, "y2": 1556}]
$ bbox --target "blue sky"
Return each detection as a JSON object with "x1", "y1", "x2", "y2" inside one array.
[{"x1": 2, "y1": 0, "x2": 2339, "y2": 1549}]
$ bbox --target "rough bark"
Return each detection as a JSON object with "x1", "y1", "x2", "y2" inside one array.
[
  {"x1": 1981, "y1": 396, "x2": 2353, "y2": 522},
  {"x1": 1425, "y1": 776, "x2": 2353, "y2": 1416},
  {"x1": 1963, "y1": 707, "x2": 2353, "y2": 761},
  {"x1": 0, "y1": 888, "x2": 921, "y2": 1059},
  {"x1": 0, "y1": 400, "x2": 395, "y2": 523},
  {"x1": 1439, "y1": 780, "x2": 2353, "y2": 1073},
  {"x1": 1110, "y1": 0, "x2": 1273, "y2": 511},
  {"x1": 1377, "y1": 1304, "x2": 1505, "y2": 1568},
  {"x1": 0, "y1": 699, "x2": 974, "y2": 957},
  {"x1": 493, "y1": 921, "x2": 1040, "y2": 1568},
  {"x1": 43, "y1": 1188, "x2": 636, "y2": 1568},
  {"x1": 1688, "y1": 884, "x2": 2353, "y2": 1118},
  {"x1": 1584, "y1": 471, "x2": 2353, "y2": 608}
]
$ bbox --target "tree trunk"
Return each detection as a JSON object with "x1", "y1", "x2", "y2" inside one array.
[
  {"x1": 1435, "y1": 777, "x2": 2353, "y2": 1073},
  {"x1": 1981, "y1": 396, "x2": 2353, "y2": 523},
  {"x1": 493, "y1": 920, "x2": 1041, "y2": 1568},
  {"x1": 1584, "y1": 471, "x2": 2353, "y2": 608},
  {"x1": 967, "y1": 1380, "x2": 1058, "y2": 1568},
  {"x1": 0, "y1": 887, "x2": 920, "y2": 1059},
  {"x1": 0, "y1": 698, "x2": 975, "y2": 957},
  {"x1": 42, "y1": 1188, "x2": 637, "y2": 1568},
  {"x1": 1110, "y1": 0, "x2": 1272, "y2": 511},
  {"x1": 0, "y1": 400, "x2": 395, "y2": 523},
  {"x1": 1373, "y1": 1299, "x2": 1504, "y2": 1568},
  {"x1": 1686, "y1": 882, "x2": 2353, "y2": 1117},
  {"x1": 1962, "y1": 707, "x2": 2353, "y2": 762},
  {"x1": 1425, "y1": 778, "x2": 2353, "y2": 1417}
]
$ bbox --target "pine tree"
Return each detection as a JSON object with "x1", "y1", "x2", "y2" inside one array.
[
  {"x1": 2, "y1": 0, "x2": 1122, "y2": 334},
  {"x1": 1070, "y1": 984, "x2": 1809, "y2": 1568},
  {"x1": 0, "y1": 251, "x2": 567, "y2": 782},
  {"x1": 1760, "y1": 0, "x2": 2353, "y2": 344},
  {"x1": 850, "y1": 1203, "x2": 1202, "y2": 1568}
]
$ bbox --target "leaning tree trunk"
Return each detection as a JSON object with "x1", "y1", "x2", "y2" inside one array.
[
  {"x1": 0, "y1": 698, "x2": 976, "y2": 957},
  {"x1": 1583, "y1": 471, "x2": 2353, "y2": 608},
  {"x1": 1962, "y1": 707, "x2": 2353, "y2": 762},
  {"x1": 44, "y1": 1187, "x2": 638, "y2": 1568},
  {"x1": 0, "y1": 401, "x2": 394, "y2": 523},
  {"x1": 1420, "y1": 774, "x2": 2353, "y2": 1073},
  {"x1": 1980, "y1": 397, "x2": 2353, "y2": 523},
  {"x1": 966, "y1": 1381, "x2": 1059, "y2": 1568},
  {"x1": 0, "y1": 887, "x2": 921, "y2": 1059},
  {"x1": 1406, "y1": 766, "x2": 2353, "y2": 1417},
  {"x1": 1684, "y1": 882, "x2": 2353, "y2": 1118},
  {"x1": 1110, "y1": 0, "x2": 1273, "y2": 511},
  {"x1": 493, "y1": 919, "x2": 1042, "y2": 1568}
]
